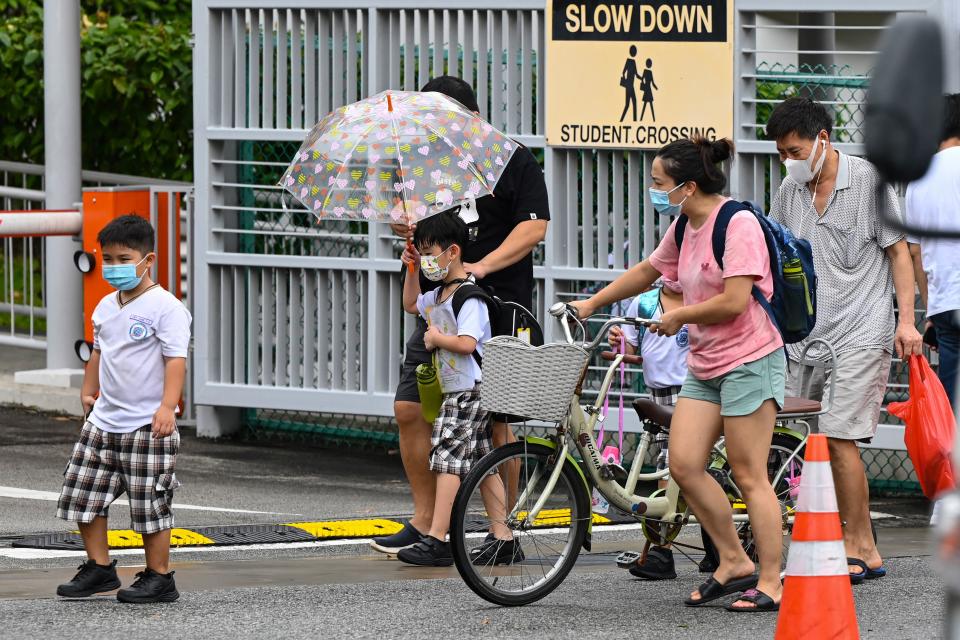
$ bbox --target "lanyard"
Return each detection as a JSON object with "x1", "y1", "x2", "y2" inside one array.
[{"x1": 597, "y1": 334, "x2": 625, "y2": 455}]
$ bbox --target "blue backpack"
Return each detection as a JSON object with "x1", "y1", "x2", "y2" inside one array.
[{"x1": 674, "y1": 200, "x2": 817, "y2": 344}]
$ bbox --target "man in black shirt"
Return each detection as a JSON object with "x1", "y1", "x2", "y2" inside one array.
[{"x1": 371, "y1": 76, "x2": 550, "y2": 556}]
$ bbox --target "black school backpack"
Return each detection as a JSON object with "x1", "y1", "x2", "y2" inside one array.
[{"x1": 451, "y1": 277, "x2": 544, "y2": 365}]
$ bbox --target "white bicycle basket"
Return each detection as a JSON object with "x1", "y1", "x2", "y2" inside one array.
[{"x1": 479, "y1": 336, "x2": 591, "y2": 422}]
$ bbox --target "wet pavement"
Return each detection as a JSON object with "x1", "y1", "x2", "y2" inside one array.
[{"x1": 0, "y1": 404, "x2": 944, "y2": 639}]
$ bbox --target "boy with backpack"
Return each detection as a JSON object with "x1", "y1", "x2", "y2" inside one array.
[
  {"x1": 396, "y1": 212, "x2": 521, "y2": 567},
  {"x1": 56, "y1": 215, "x2": 191, "y2": 603}
]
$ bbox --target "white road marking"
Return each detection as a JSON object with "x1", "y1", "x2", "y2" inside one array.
[{"x1": 0, "y1": 486, "x2": 302, "y2": 517}]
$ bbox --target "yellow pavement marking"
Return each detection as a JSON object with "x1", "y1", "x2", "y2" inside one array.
[
  {"x1": 70, "y1": 528, "x2": 216, "y2": 548},
  {"x1": 285, "y1": 519, "x2": 405, "y2": 539},
  {"x1": 61, "y1": 511, "x2": 622, "y2": 551},
  {"x1": 516, "y1": 508, "x2": 611, "y2": 527}
]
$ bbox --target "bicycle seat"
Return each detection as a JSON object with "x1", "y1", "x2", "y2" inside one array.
[
  {"x1": 779, "y1": 396, "x2": 822, "y2": 416},
  {"x1": 632, "y1": 398, "x2": 673, "y2": 431}
]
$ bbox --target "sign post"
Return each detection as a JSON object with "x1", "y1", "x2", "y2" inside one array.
[{"x1": 545, "y1": 0, "x2": 734, "y2": 149}]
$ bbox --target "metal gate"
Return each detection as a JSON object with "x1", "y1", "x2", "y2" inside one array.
[{"x1": 192, "y1": 0, "x2": 957, "y2": 488}]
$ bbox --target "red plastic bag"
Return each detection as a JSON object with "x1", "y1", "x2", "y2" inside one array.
[{"x1": 888, "y1": 355, "x2": 957, "y2": 499}]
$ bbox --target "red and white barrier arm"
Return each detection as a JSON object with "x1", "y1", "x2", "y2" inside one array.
[{"x1": 0, "y1": 210, "x2": 82, "y2": 237}]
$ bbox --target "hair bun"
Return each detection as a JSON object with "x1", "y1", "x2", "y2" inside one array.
[{"x1": 708, "y1": 138, "x2": 734, "y2": 163}]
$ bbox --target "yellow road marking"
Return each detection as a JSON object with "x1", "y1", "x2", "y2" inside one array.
[
  {"x1": 516, "y1": 508, "x2": 611, "y2": 527},
  {"x1": 73, "y1": 528, "x2": 216, "y2": 548},
  {"x1": 63, "y1": 512, "x2": 623, "y2": 551},
  {"x1": 285, "y1": 519, "x2": 404, "y2": 539}
]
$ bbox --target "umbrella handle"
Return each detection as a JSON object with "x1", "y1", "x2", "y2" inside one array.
[{"x1": 406, "y1": 239, "x2": 415, "y2": 273}]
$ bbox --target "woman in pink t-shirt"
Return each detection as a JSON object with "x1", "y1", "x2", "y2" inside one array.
[{"x1": 571, "y1": 137, "x2": 785, "y2": 613}]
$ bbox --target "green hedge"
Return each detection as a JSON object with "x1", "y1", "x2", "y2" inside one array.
[{"x1": 0, "y1": 1, "x2": 192, "y2": 181}]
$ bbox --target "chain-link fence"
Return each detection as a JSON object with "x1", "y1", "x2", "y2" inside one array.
[
  {"x1": 754, "y1": 62, "x2": 869, "y2": 144},
  {"x1": 235, "y1": 141, "x2": 369, "y2": 259}
]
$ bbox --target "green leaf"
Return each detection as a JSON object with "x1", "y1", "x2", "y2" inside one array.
[
  {"x1": 23, "y1": 49, "x2": 39, "y2": 65},
  {"x1": 150, "y1": 69, "x2": 163, "y2": 85},
  {"x1": 112, "y1": 76, "x2": 128, "y2": 94},
  {"x1": 0, "y1": 32, "x2": 11, "y2": 49}
]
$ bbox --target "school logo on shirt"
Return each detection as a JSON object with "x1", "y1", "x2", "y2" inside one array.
[
  {"x1": 676, "y1": 326, "x2": 689, "y2": 348},
  {"x1": 129, "y1": 322, "x2": 149, "y2": 341}
]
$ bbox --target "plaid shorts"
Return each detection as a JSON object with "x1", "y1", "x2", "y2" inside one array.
[
  {"x1": 429, "y1": 385, "x2": 492, "y2": 477},
  {"x1": 650, "y1": 385, "x2": 682, "y2": 472},
  {"x1": 57, "y1": 422, "x2": 181, "y2": 535}
]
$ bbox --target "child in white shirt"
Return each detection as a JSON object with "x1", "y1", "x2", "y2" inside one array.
[
  {"x1": 610, "y1": 279, "x2": 691, "y2": 580},
  {"x1": 397, "y1": 212, "x2": 520, "y2": 568}
]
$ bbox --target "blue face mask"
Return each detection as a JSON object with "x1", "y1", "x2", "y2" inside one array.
[
  {"x1": 102, "y1": 255, "x2": 149, "y2": 291},
  {"x1": 648, "y1": 182, "x2": 687, "y2": 216}
]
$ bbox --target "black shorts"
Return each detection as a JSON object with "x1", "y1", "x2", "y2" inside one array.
[
  {"x1": 395, "y1": 318, "x2": 431, "y2": 404},
  {"x1": 394, "y1": 317, "x2": 518, "y2": 425}
]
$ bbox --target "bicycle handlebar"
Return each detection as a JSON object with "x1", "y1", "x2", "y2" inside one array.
[{"x1": 547, "y1": 302, "x2": 655, "y2": 353}]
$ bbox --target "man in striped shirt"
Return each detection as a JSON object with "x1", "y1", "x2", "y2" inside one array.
[{"x1": 767, "y1": 97, "x2": 923, "y2": 584}]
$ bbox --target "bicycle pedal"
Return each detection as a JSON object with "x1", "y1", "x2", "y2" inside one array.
[
  {"x1": 600, "y1": 463, "x2": 629, "y2": 483},
  {"x1": 616, "y1": 550, "x2": 641, "y2": 569}
]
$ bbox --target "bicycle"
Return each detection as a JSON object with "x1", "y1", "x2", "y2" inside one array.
[{"x1": 449, "y1": 302, "x2": 836, "y2": 606}]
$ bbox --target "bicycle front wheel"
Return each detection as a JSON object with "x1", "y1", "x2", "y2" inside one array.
[{"x1": 450, "y1": 440, "x2": 591, "y2": 606}]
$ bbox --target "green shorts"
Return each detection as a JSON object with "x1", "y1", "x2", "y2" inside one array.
[{"x1": 679, "y1": 350, "x2": 786, "y2": 417}]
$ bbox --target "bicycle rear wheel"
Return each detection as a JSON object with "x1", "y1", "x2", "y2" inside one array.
[{"x1": 450, "y1": 440, "x2": 591, "y2": 606}]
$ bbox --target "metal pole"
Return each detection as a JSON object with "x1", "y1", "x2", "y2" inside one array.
[{"x1": 42, "y1": 0, "x2": 83, "y2": 369}]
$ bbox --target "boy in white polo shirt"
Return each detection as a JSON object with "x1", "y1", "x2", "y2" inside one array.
[
  {"x1": 56, "y1": 215, "x2": 192, "y2": 603},
  {"x1": 610, "y1": 279, "x2": 692, "y2": 580}
]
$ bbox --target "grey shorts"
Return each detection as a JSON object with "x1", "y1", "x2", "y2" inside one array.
[{"x1": 786, "y1": 348, "x2": 892, "y2": 442}]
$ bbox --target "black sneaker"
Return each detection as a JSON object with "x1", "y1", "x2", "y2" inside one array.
[
  {"x1": 699, "y1": 553, "x2": 720, "y2": 573},
  {"x1": 56, "y1": 559, "x2": 121, "y2": 597},
  {"x1": 628, "y1": 546, "x2": 677, "y2": 580},
  {"x1": 370, "y1": 522, "x2": 423, "y2": 555},
  {"x1": 699, "y1": 531, "x2": 721, "y2": 573},
  {"x1": 470, "y1": 537, "x2": 525, "y2": 566},
  {"x1": 396, "y1": 535, "x2": 453, "y2": 567},
  {"x1": 116, "y1": 569, "x2": 180, "y2": 603}
]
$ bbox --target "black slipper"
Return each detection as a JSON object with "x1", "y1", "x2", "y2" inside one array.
[
  {"x1": 726, "y1": 588, "x2": 780, "y2": 612},
  {"x1": 847, "y1": 557, "x2": 868, "y2": 585},
  {"x1": 684, "y1": 573, "x2": 759, "y2": 607}
]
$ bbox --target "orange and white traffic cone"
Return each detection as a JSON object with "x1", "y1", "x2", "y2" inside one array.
[{"x1": 775, "y1": 433, "x2": 859, "y2": 640}]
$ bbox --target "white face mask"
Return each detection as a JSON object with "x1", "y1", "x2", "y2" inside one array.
[
  {"x1": 420, "y1": 247, "x2": 451, "y2": 282},
  {"x1": 784, "y1": 137, "x2": 827, "y2": 184}
]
